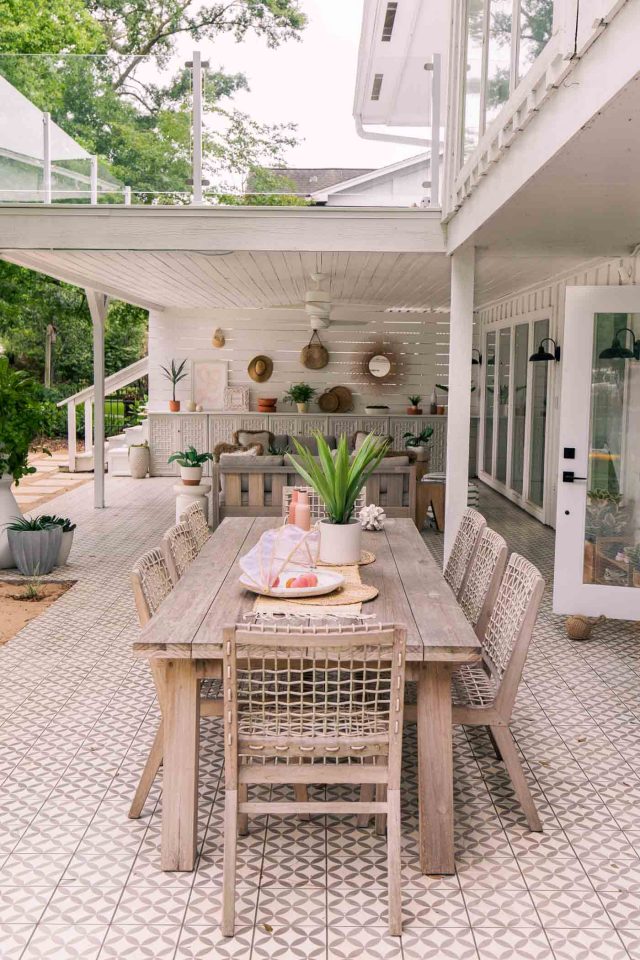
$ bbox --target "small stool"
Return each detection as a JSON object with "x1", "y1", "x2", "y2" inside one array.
[
  {"x1": 417, "y1": 477, "x2": 446, "y2": 532},
  {"x1": 173, "y1": 482, "x2": 211, "y2": 525}
]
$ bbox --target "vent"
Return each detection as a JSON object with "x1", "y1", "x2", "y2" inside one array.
[
  {"x1": 381, "y1": 2, "x2": 398, "y2": 41},
  {"x1": 370, "y1": 73, "x2": 384, "y2": 101}
]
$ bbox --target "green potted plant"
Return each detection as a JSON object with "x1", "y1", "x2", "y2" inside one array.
[
  {"x1": 403, "y1": 427, "x2": 434, "y2": 463},
  {"x1": 407, "y1": 395, "x2": 423, "y2": 415},
  {"x1": 288, "y1": 432, "x2": 389, "y2": 564},
  {"x1": 160, "y1": 359, "x2": 189, "y2": 412},
  {"x1": 0, "y1": 358, "x2": 49, "y2": 569},
  {"x1": 6, "y1": 516, "x2": 62, "y2": 576},
  {"x1": 39, "y1": 515, "x2": 77, "y2": 566},
  {"x1": 283, "y1": 383, "x2": 317, "y2": 414},
  {"x1": 168, "y1": 445, "x2": 213, "y2": 485}
]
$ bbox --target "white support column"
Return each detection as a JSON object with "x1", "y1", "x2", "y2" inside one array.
[
  {"x1": 84, "y1": 398, "x2": 93, "y2": 455},
  {"x1": 124, "y1": 186, "x2": 132, "y2": 205},
  {"x1": 67, "y1": 402, "x2": 77, "y2": 473},
  {"x1": 90, "y1": 156, "x2": 98, "y2": 204},
  {"x1": 42, "y1": 112, "x2": 52, "y2": 204},
  {"x1": 191, "y1": 50, "x2": 203, "y2": 205},
  {"x1": 429, "y1": 53, "x2": 441, "y2": 207},
  {"x1": 444, "y1": 246, "x2": 476, "y2": 562},
  {"x1": 86, "y1": 290, "x2": 109, "y2": 508}
]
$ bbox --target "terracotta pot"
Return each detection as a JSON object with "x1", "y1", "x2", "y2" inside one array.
[
  {"x1": 180, "y1": 465, "x2": 203, "y2": 486},
  {"x1": 169, "y1": 400, "x2": 181, "y2": 412},
  {"x1": 436, "y1": 405, "x2": 445, "y2": 415},
  {"x1": 407, "y1": 407, "x2": 422, "y2": 415}
]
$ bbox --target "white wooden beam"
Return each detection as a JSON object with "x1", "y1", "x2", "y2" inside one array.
[
  {"x1": 86, "y1": 290, "x2": 109, "y2": 509},
  {"x1": 67, "y1": 401, "x2": 76, "y2": 473},
  {"x1": 444, "y1": 246, "x2": 475, "y2": 562},
  {"x1": 84, "y1": 398, "x2": 93, "y2": 455}
]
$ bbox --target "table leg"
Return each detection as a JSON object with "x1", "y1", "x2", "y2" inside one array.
[
  {"x1": 160, "y1": 659, "x2": 200, "y2": 871},
  {"x1": 417, "y1": 663, "x2": 454, "y2": 875}
]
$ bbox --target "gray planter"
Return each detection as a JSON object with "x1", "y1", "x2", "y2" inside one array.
[
  {"x1": 57, "y1": 529, "x2": 75, "y2": 566},
  {"x1": 8, "y1": 526, "x2": 62, "y2": 576}
]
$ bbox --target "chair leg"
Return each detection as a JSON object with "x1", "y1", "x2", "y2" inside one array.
[
  {"x1": 386, "y1": 788, "x2": 402, "y2": 936},
  {"x1": 490, "y1": 725, "x2": 542, "y2": 832},
  {"x1": 128, "y1": 721, "x2": 163, "y2": 819},
  {"x1": 294, "y1": 784, "x2": 311, "y2": 821},
  {"x1": 357, "y1": 784, "x2": 374, "y2": 827},
  {"x1": 221, "y1": 788, "x2": 238, "y2": 936},
  {"x1": 486, "y1": 725, "x2": 502, "y2": 761},
  {"x1": 375, "y1": 784, "x2": 387, "y2": 836},
  {"x1": 238, "y1": 784, "x2": 249, "y2": 837}
]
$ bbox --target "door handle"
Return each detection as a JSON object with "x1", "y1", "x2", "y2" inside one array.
[{"x1": 562, "y1": 471, "x2": 587, "y2": 483}]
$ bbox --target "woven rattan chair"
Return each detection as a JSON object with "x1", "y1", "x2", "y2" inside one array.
[
  {"x1": 162, "y1": 521, "x2": 199, "y2": 584},
  {"x1": 459, "y1": 527, "x2": 508, "y2": 638},
  {"x1": 221, "y1": 622, "x2": 407, "y2": 937},
  {"x1": 128, "y1": 547, "x2": 223, "y2": 819},
  {"x1": 443, "y1": 507, "x2": 486, "y2": 599},
  {"x1": 181, "y1": 500, "x2": 210, "y2": 552},
  {"x1": 282, "y1": 485, "x2": 367, "y2": 523},
  {"x1": 452, "y1": 553, "x2": 545, "y2": 830}
]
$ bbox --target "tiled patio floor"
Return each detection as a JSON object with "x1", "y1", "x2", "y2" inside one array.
[{"x1": 1, "y1": 477, "x2": 639, "y2": 959}]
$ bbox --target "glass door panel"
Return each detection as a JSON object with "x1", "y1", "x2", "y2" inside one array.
[
  {"x1": 496, "y1": 327, "x2": 511, "y2": 484},
  {"x1": 483, "y1": 331, "x2": 496, "y2": 474},
  {"x1": 510, "y1": 323, "x2": 529, "y2": 494},
  {"x1": 528, "y1": 318, "x2": 549, "y2": 507}
]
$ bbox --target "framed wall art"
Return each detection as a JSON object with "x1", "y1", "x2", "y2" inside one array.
[
  {"x1": 223, "y1": 386, "x2": 250, "y2": 412},
  {"x1": 191, "y1": 360, "x2": 228, "y2": 410}
]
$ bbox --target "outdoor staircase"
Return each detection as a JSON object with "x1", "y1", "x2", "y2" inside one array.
[{"x1": 107, "y1": 420, "x2": 149, "y2": 476}]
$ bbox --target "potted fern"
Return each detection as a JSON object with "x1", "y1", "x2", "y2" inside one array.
[
  {"x1": 288, "y1": 432, "x2": 389, "y2": 564},
  {"x1": 161, "y1": 359, "x2": 189, "y2": 412},
  {"x1": 283, "y1": 383, "x2": 316, "y2": 414},
  {"x1": 168, "y1": 446, "x2": 213, "y2": 485},
  {"x1": 403, "y1": 426, "x2": 434, "y2": 462}
]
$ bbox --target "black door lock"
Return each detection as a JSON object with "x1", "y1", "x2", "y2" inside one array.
[{"x1": 562, "y1": 471, "x2": 587, "y2": 483}]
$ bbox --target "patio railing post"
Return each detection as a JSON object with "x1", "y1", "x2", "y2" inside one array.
[
  {"x1": 84, "y1": 397, "x2": 93, "y2": 459},
  {"x1": 90, "y1": 156, "x2": 98, "y2": 204},
  {"x1": 67, "y1": 401, "x2": 77, "y2": 473},
  {"x1": 444, "y1": 245, "x2": 476, "y2": 562},
  {"x1": 191, "y1": 50, "x2": 203, "y2": 205},
  {"x1": 86, "y1": 289, "x2": 108, "y2": 508},
  {"x1": 42, "y1": 111, "x2": 52, "y2": 204}
]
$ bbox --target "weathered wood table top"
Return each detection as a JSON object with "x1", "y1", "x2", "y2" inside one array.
[{"x1": 135, "y1": 516, "x2": 481, "y2": 665}]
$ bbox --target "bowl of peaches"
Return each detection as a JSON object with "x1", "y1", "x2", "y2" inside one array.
[{"x1": 239, "y1": 568, "x2": 345, "y2": 599}]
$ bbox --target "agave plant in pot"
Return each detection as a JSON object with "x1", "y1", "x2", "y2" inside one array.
[
  {"x1": 7, "y1": 516, "x2": 62, "y2": 576},
  {"x1": 168, "y1": 446, "x2": 213, "y2": 485},
  {"x1": 288, "y1": 432, "x2": 389, "y2": 564},
  {"x1": 39, "y1": 515, "x2": 77, "y2": 566},
  {"x1": 161, "y1": 359, "x2": 189, "y2": 412}
]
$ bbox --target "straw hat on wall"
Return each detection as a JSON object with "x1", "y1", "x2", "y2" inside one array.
[{"x1": 247, "y1": 356, "x2": 273, "y2": 382}]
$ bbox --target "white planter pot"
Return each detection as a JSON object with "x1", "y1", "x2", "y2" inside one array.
[
  {"x1": 296, "y1": 402, "x2": 308, "y2": 414},
  {"x1": 8, "y1": 526, "x2": 62, "y2": 576},
  {"x1": 180, "y1": 465, "x2": 203, "y2": 486},
  {"x1": 57, "y1": 529, "x2": 75, "y2": 566},
  {"x1": 414, "y1": 446, "x2": 429, "y2": 463},
  {"x1": 129, "y1": 445, "x2": 150, "y2": 479},
  {"x1": 319, "y1": 519, "x2": 362, "y2": 565},
  {"x1": 0, "y1": 475, "x2": 22, "y2": 569}
]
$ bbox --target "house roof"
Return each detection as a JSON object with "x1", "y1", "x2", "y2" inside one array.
[
  {"x1": 310, "y1": 152, "x2": 430, "y2": 200},
  {"x1": 247, "y1": 167, "x2": 375, "y2": 196}
]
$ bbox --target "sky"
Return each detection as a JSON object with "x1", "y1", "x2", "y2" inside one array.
[{"x1": 177, "y1": 0, "x2": 419, "y2": 172}]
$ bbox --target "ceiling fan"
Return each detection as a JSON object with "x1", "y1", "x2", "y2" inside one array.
[{"x1": 277, "y1": 274, "x2": 373, "y2": 330}]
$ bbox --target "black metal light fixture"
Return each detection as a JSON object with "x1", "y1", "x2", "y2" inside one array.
[
  {"x1": 529, "y1": 337, "x2": 561, "y2": 362},
  {"x1": 471, "y1": 348, "x2": 482, "y2": 366},
  {"x1": 598, "y1": 327, "x2": 640, "y2": 361}
]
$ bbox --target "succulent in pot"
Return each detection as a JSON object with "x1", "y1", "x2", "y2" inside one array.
[
  {"x1": 407, "y1": 395, "x2": 423, "y2": 415},
  {"x1": 403, "y1": 427, "x2": 434, "y2": 462},
  {"x1": 160, "y1": 359, "x2": 189, "y2": 412},
  {"x1": 283, "y1": 382, "x2": 317, "y2": 414},
  {"x1": 6, "y1": 516, "x2": 62, "y2": 576},
  {"x1": 39, "y1": 515, "x2": 76, "y2": 566},
  {"x1": 288, "y1": 432, "x2": 390, "y2": 564},
  {"x1": 168, "y1": 446, "x2": 213, "y2": 485}
]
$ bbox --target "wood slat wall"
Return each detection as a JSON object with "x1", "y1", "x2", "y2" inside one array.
[{"x1": 149, "y1": 307, "x2": 467, "y2": 413}]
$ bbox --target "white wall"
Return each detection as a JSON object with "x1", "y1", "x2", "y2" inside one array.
[
  {"x1": 326, "y1": 163, "x2": 432, "y2": 208},
  {"x1": 148, "y1": 306, "x2": 459, "y2": 413}
]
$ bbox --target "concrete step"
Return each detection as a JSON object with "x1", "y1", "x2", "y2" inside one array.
[
  {"x1": 123, "y1": 424, "x2": 144, "y2": 445},
  {"x1": 106, "y1": 433, "x2": 127, "y2": 454},
  {"x1": 107, "y1": 446, "x2": 131, "y2": 477}
]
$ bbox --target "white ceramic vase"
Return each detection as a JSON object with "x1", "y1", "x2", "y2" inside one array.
[
  {"x1": 180, "y1": 465, "x2": 203, "y2": 486},
  {"x1": 414, "y1": 446, "x2": 429, "y2": 463},
  {"x1": 296, "y1": 402, "x2": 308, "y2": 414},
  {"x1": 319, "y1": 519, "x2": 362, "y2": 565},
  {"x1": 129, "y1": 444, "x2": 150, "y2": 479},
  {"x1": 0, "y1": 475, "x2": 22, "y2": 568}
]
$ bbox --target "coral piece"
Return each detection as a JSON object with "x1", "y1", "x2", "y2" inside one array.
[{"x1": 358, "y1": 504, "x2": 386, "y2": 531}]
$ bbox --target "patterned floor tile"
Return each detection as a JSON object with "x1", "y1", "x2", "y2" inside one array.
[
  {"x1": 0, "y1": 923, "x2": 35, "y2": 960},
  {"x1": 22, "y1": 923, "x2": 108, "y2": 960},
  {"x1": 402, "y1": 927, "x2": 478, "y2": 959},
  {"x1": 529, "y1": 889, "x2": 613, "y2": 928},
  {"x1": 98, "y1": 922, "x2": 181, "y2": 958},
  {"x1": 326, "y1": 926, "x2": 401, "y2": 960},
  {"x1": 546, "y1": 928, "x2": 629, "y2": 959},
  {"x1": 473, "y1": 926, "x2": 554, "y2": 959},
  {"x1": 463, "y1": 887, "x2": 540, "y2": 927},
  {"x1": 175, "y1": 924, "x2": 254, "y2": 959},
  {"x1": 256, "y1": 887, "x2": 325, "y2": 928},
  {"x1": 252, "y1": 924, "x2": 326, "y2": 959}
]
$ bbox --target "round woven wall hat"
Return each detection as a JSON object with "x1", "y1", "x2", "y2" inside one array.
[{"x1": 248, "y1": 355, "x2": 273, "y2": 382}]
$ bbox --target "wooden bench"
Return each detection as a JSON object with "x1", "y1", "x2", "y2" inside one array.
[{"x1": 211, "y1": 461, "x2": 419, "y2": 528}]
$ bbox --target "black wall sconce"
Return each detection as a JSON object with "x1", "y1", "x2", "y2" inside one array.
[
  {"x1": 471, "y1": 348, "x2": 482, "y2": 366},
  {"x1": 599, "y1": 327, "x2": 640, "y2": 361},
  {"x1": 529, "y1": 337, "x2": 561, "y2": 362}
]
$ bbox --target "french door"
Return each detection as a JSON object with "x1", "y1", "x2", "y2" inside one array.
[
  {"x1": 554, "y1": 287, "x2": 640, "y2": 619},
  {"x1": 479, "y1": 314, "x2": 553, "y2": 521}
]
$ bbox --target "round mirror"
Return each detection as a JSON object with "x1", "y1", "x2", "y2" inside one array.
[{"x1": 368, "y1": 354, "x2": 391, "y2": 378}]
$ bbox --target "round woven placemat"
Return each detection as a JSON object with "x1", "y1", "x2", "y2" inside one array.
[
  {"x1": 278, "y1": 582, "x2": 379, "y2": 605},
  {"x1": 318, "y1": 549, "x2": 376, "y2": 567}
]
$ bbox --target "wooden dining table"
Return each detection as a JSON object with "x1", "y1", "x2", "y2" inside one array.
[{"x1": 134, "y1": 516, "x2": 481, "y2": 875}]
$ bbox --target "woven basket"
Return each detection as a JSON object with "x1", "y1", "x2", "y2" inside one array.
[{"x1": 301, "y1": 331, "x2": 329, "y2": 370}]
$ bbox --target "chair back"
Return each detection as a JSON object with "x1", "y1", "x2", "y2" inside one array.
[
  {"x1": 223, "y1": 622, "x2": 406, "y2": 786},
  {"x1": 131, "y1": 548, "x2": 173, "y2": 626},
  {"x1": 162, "y1": 521, "x2": 198, "y2": 584},
  {"x1": 282, "y1": 486, "x2": 366, "y2": 523},
  {"x1": 181, "y1": 500, "x2": 210, "y2": 551},
  {"x1": 444, "y1": 508, "x2": 486, "y2": 598},
  {"x1": 459, "y1": 527, "x2": 508, "y2": 638},
  {"x1": 483, "y1": 553, "x2": 544, "y2": 720}
]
